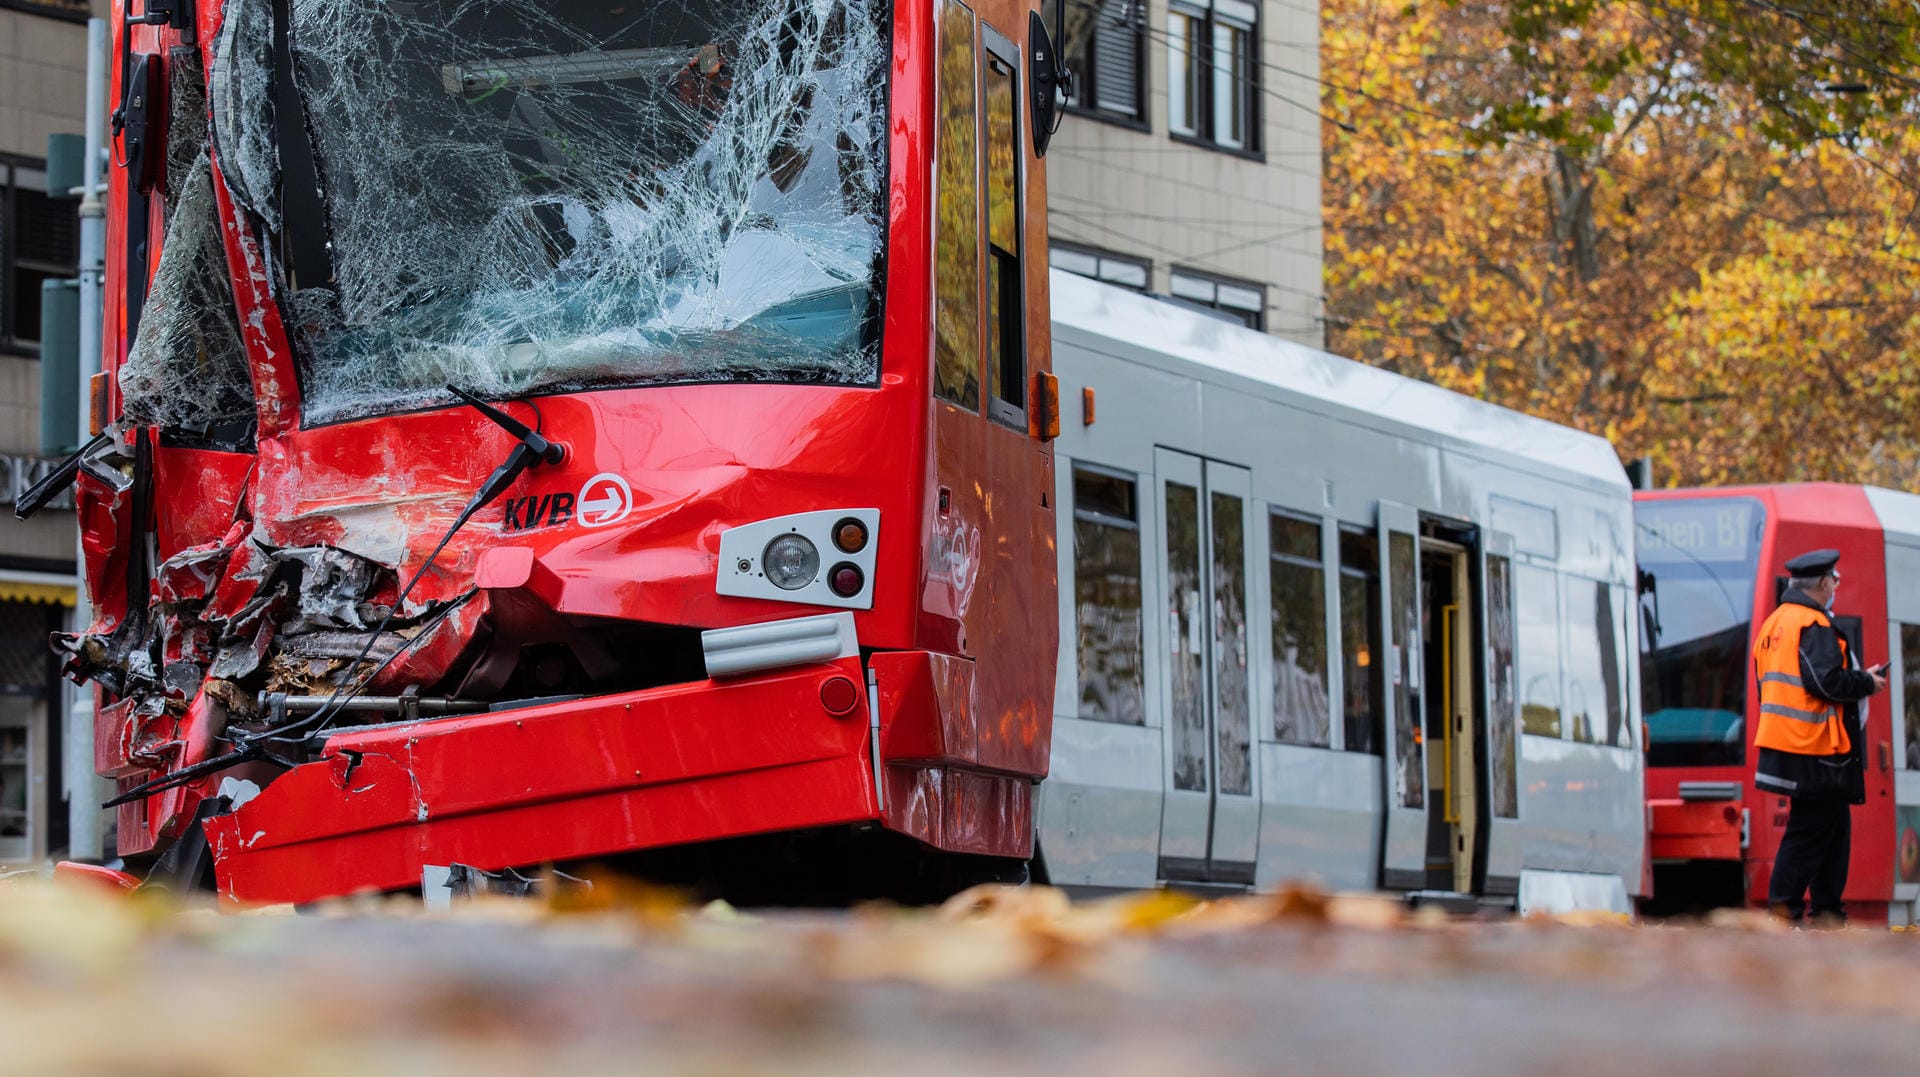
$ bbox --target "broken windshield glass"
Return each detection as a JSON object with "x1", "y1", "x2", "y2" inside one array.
[
  {"x1": 264, "y1": 0, "x2": 888, "y2": 424},
  {"x1": 119, "y1": 151, "x2": 258, "y2": 443}
]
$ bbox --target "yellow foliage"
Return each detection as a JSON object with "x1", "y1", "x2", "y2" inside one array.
[{"x1": 1322, "y1": 0, "x2": 1920, "y2": 487}]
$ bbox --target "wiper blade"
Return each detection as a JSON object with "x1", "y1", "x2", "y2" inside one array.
[
  {"x1": 15, "y1": 432, "x2": 111, "y2": 521},
  {"x1": 446, "y1": 384, "x2": 565, "y2": 466},
  {"x1": 441, "y1": 45, "x2": 701, "y2": 94}
]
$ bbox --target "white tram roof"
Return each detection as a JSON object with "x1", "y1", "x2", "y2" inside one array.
[
  {"x1": 1049, "y1": 270, "x2": 1629, "y2": 492},
  {"x1": 1865, "y1": 486, "x2": 1920, "y2": 548}
]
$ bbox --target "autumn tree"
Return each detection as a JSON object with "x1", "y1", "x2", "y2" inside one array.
[{"x1": 1322, "y1": 0, "x2": 1920, "y2": 486}]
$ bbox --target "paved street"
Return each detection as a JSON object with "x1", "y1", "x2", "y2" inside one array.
[{"x1": 3, "y1": 880, "x2": 1919, "y2": 1075}]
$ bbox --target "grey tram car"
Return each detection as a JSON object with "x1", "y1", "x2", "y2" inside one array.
[{"x1": 1038, "y1": 271, "x2": 1646, "y2": 915}]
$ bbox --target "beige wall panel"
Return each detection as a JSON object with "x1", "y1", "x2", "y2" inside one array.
[{"x1": 1044, "y1": 0, "x2": 1323, "y2": 348}]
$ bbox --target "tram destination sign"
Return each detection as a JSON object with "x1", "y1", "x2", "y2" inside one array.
[{"x1": 1635, "y1": 497, "x2": 1761, "y2": 564}]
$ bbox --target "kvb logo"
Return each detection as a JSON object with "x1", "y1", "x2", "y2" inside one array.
[
  {"x1": 576, "y1": 473, "x2": 635, "y2": 528},
  {"x1": 501, "y1": 491, "x2": 576, "y2": 532},
  {"x1": 500, "y1": 473, "x2": 635, "y2": 532}
]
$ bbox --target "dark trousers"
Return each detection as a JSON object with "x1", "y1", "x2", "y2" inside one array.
[{"x1": 1767, "y1": 797, "x2": 1851, "y2": 919}]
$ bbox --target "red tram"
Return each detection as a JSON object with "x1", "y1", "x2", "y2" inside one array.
[
  {"x1": 33, "y1": 0, "x2": 1069, "y2": 903},
  {"x1": 1638, "y1": 484, "x2": 1920, "y2": 924}
]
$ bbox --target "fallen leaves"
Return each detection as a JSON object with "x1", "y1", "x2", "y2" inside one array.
[{"x1": 3, "y1": 873, "x2": 1920, "y2": 1073}]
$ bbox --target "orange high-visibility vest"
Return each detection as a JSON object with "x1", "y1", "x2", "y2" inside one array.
[{"x1": 1752, "y1": 602, "x2": 1851, "y2": 757}]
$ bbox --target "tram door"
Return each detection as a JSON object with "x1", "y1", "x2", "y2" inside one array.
[
  {"x1": 1377, "y1": 502, "x2": 1429, "y2": 889},
  {"x1": 1155, "y1": 449, "x2": 1260, "y2": 884},
  {"x1": 1482, "y1": 532, "x2": 1524, "y2": 891},
  {"x1": 1422, "y1": 537, "x2": 1480, "y2": 894}
]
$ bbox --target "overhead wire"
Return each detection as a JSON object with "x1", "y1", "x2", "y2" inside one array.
[
  {"x1": 1051, "y1": 206, "x2": 1322, "y2": 298},
  {"x1": 1049, "y1": 0, "x2": 1920, "y2": 267}
]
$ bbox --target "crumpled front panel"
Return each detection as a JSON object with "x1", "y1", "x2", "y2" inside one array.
[{"x1": 282, "y1": 0, "x2": 888, "y2": 423}]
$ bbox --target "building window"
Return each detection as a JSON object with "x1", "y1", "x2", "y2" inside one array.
[
  {"x1": 1073, "y1": 465, "x2": 1145, "y2": 725},
  {"x1": 1, "y1": 159, "x2": 80, "y2": 357},
  {"x1": 1166, "y1": 0, "x2": 1258, "y2": 152},
  {"x1": 1269, "y1": 511, "x2": 1329, "y2": 747},
  {"x1": 1338, "y1": 527, "x2": 1382, "y2": 755},
  {"x1": 1045, "y1": 0, "x2": 1145, "y2": 123},
  {"x1": 1050, "y1": 243, "x2": 1149, "y2": 291},
  {"x1": 1169, "y1": 268, "x2": 1264, "y2": 330}
]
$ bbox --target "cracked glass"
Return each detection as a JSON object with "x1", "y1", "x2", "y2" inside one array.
[
  {"x1": 118, "y1": 152, "x2": 257, "y2": 442},
  {"x1": 258, "y1": 0, "x2": 888, "y2": 423}
]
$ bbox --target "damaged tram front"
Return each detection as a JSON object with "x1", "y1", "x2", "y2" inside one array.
[{"x1": 33, "y1": 0, "x2": 1066, "y2": 903}]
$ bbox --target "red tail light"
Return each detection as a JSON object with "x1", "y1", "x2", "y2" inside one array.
[{"x1": 828, "y1": 563, "x2": 864, "y2": 597}]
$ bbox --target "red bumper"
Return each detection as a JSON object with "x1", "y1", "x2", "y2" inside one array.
[
  {"x1": 1648, "y1": 798, "x2": 1744, "y2": 862},
  {"x1": 204, "y1": 658, "x2": 879, "y2": 905}
]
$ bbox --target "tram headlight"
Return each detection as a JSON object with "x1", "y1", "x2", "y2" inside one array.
[{"x1": 762, "y1": 534, "x2": 821, "y2": 590}]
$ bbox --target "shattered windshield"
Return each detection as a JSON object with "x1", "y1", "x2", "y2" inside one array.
[{"x1": 274, "y1": 0, "x2": 888, "y2": 423}]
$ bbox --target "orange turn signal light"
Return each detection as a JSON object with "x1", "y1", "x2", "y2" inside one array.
[{"x1": 832, "y1": 517, "x2": 868, "y2": 553}]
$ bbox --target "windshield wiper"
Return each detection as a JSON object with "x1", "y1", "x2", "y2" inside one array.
[{"x1": 441, "y1": 45, "x2": 703, "y2": 94}]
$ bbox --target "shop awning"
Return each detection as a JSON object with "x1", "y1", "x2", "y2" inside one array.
[{"x1": 0, "y1": 573, "x2": 78, "y2": 607}]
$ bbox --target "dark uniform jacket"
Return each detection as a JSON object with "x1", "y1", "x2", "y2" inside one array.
[{"x1": 1755, "y1": 588, "x2": 1877, "y2": 804}]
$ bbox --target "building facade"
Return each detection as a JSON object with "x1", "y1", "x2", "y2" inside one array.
[
  {"x1": 0, "y1": 0, "x2": 93, "y2": 865},
  {"x1": 1045, "y1": 0, "x2": 1323, "y2": 346}
]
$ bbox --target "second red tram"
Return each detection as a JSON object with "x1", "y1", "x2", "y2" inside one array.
[
  {"x1": 42, "y1": 0, "x2": 1070, "y2": 903},
  {"x1": 1638, "y1": 484, "x2": 1920, "y2": 924}
]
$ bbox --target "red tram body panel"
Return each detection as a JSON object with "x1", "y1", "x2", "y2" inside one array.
[
  {"x1": 70, "y1": 0, "x2": 1060, "y2": 904},
  {"x1": 1638, "y1": 485, "x2": 1898, "y2": 921}
]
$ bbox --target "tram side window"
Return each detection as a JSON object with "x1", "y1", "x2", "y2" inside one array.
[
  {"x1": 1270, "y1": 512, "x2": 1330, "y2": 746},
  {"x1": 1606, "y1": 584, "x2": 1630, "y2": 747},
  {"x1": 1904, "y1": 625, "x2": 1920, "y2": 769},
  {"x1": 933, "y1": 0, "x2": 981, "y2": 410},
  {"x1": 1338, "y1": 529, "x2": 1383, "y2": 755},
  {"x1": 1563, "y1": 576, "x2": 1616, "y2": 745},
  {"x1": 1486, "y1": 553, "x2": 1520, "y2": 818},
  {"x1": 982, "y1": 35, "x2": 1026, "y2": 427},
  {"x1": 1515, "y1": 564, "x2": 1563, "y2": 738},
  {"x1": 1074, "y1": 467, "x2": 1145, "y2": 725}
]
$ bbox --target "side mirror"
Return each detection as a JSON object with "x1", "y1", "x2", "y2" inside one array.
[{"x1": 1028, "y1": 9, "x2": 1072, "y2": 158}]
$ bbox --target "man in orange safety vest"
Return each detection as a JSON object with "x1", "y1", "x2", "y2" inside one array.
[{"x1": 1753, "y1": 548, "x2": 1886, "y2": 925}]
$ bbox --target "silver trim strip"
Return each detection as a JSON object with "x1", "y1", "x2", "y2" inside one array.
[
  {"x1": 867, "y1": 666, "x2": 885, "y2": 813},
  {"x1": 1677, "y1": 780, "x2": 1742, "y2": 802},
  {"x1": 700, "y1": 612, "x2": 858, "y2": 678},
  {"x1": 1759, "y1": 672, "x2": 1804, "y2": 687}
]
